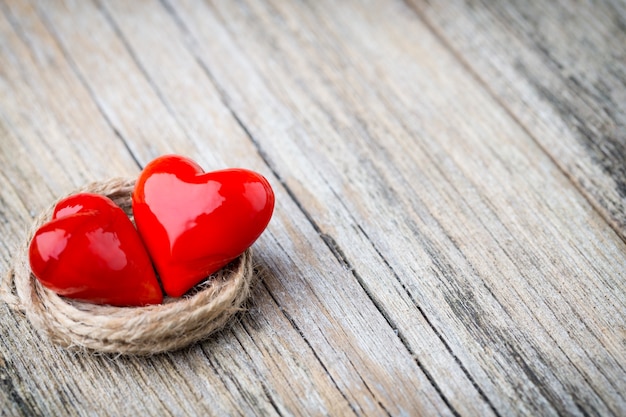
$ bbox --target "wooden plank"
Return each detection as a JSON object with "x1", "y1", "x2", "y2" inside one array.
[
  {"x1": 0, "y1": 0, "x2": 140, "y2": 273},
  {"x1": 0, "y1": 0, "x2": 623, "y2": 415},
  {"x1": 31, "y1": 0, "x2": 451, "y2": 411},
  {"x1": 166, "y1": 0, "x2": 626, "y2": 415},
  {"x1": 0, "y1": 0, "x2": 465, "y2": 415},
  {"x1": 94, "y1": 0, "x2": 498, "y2": 413},
  {"x1": 409, "y1": 0, "x2": 626, "y2": 242}
]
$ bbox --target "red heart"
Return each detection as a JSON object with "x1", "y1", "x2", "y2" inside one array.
[
  {"x1": 28, "y1": 193, "x2": 163, "y2": 306},
  {"x1": 132, "y1": 155, "x2": 275, "y2": 297}
]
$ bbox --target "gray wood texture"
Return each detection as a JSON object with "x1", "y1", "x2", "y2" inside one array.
[
  {"x1": 0, "y1": 0, "x2": 624, "y2": 415},
  {"x1": 411, "y1": 0, "x2": 626, "y2": 241}
]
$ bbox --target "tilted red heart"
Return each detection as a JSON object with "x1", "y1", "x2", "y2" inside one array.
[
  {"x1": 28, "y1": 193, "x2": 163, "y2": 306},
  {"x1": 132, "y1": 155, "x2": 275, "y2": 297}
]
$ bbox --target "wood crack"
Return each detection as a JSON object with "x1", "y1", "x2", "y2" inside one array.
[
  {"x1": 259, "y1": 279, "x2": 360, "y2": 417},
  {"x1": 232, "y1": 328, "x2": 286, "y2": 417},
  {"x1": 32, "y1": 2, "x2": 144, "y2": 172},
  {"x1": 355, "y1": 224, "x2": 500, "y2": 417},
  {"x1": 401, "y1": 0, "x2": 626, "y2": 245}
]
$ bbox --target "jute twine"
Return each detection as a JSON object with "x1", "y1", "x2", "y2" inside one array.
[{"x1": 0, "y1": 178, "x2": 256, "y2": 355}]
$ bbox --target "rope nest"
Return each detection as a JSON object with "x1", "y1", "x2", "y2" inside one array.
[{"x1": 0, "y1": 178, "x2": 256, "y2": 355}]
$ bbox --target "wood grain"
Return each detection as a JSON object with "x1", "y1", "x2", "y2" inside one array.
[
  {"x1": 409, "y1": 0, "x2": 626, "y2": 242},
  {"x1": 0, "y1": 0, "x2": 624, "y2": 415}
]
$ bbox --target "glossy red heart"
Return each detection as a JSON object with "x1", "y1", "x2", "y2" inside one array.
[
  {"x1": 132, "y1": 155, "x2": 275, "y2": 297},
  {"x1": 28, "y1": 193, "x2": 163, "y2": 306}
]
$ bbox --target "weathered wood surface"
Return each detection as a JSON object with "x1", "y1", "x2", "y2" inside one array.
[
  {"x1": 0, "y1": 0, "x2": 624, "y2": 416},
  {"x1": 410, "y1": 0, "x2": 626, "y2": 243}
]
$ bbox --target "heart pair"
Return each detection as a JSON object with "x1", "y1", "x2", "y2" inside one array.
[{"x1": 28, "y1": 155, "x2": 275, "y2": 306}]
